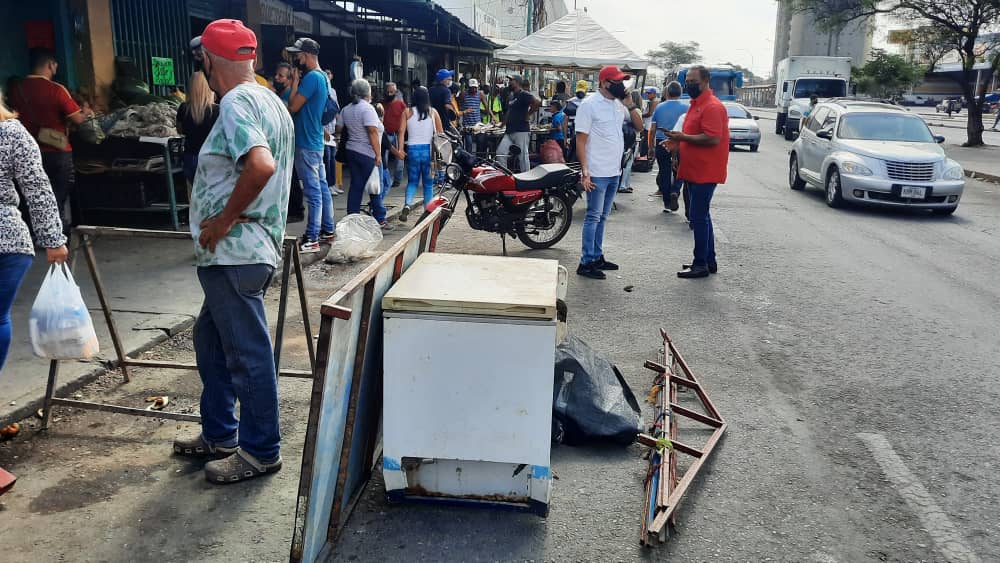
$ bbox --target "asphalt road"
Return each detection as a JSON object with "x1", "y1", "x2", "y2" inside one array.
[{"x1": 331, "y1": 136, "x2": 999, "y2": 561}]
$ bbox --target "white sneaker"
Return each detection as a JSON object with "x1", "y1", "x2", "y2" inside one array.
[{"x1": 332, "y1": 186, "x2": 344, "y2": 195}]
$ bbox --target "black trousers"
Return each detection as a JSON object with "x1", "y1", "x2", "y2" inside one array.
[{"x1": 41, "y1": 151, "x2": 75, "y2": 234}]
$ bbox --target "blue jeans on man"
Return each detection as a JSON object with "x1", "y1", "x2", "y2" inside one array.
[
  {"x1": 295, "y1": 148, "x2": 335, "y2": 241},
  {"x1": 580, "y1": 176, "x2": 620, "y2": 265},
  {"x1": 687, "y1": 182, "x2": 717, "y2": 269},
  {"x1": 194, "y1": 264, "x2": 280, "y2": 463}
]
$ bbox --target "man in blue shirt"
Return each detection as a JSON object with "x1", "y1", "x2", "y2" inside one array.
[
  {"x1": 286, "y1": 38, "x2": 334, "y2": 253},
  {"x1": 649, "y1": 81, "x2": 688, "y2": 212}
]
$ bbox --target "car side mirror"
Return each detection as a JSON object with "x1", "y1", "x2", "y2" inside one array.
[
  {"x1": 753, "y1": 115, "x2": 759, "y2": 120},
  {"x1": 934, "y1": 135, "x2": 945, "y2": 144},
  {"x1": 817, "y1": 129, "x2": 833, "y2": 140}
]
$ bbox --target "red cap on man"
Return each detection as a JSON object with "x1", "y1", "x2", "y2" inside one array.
[
  {"x1": 598, "y1": 65, "x2": 631, "y2": 83},
  {"x1": 200, "y1": 19, "x2": 258, "y2": 61}
]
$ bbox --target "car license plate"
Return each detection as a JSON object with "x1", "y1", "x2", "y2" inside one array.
[{"x1": 901, "y1": 186, "x2": 927, "y2": 199}]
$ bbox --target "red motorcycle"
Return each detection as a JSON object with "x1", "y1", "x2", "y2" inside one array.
[{"x1": 421, "y1": 133, "x2": 583, "y2": 253}]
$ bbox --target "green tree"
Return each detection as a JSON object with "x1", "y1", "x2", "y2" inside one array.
[
  {"x1": 645, "y1": 41, "x2": 701, "y2": 73},
  {"x1": 783, "y1": 0, "x2": 1000, "y2": 146},
  {"x1": 852, "y1": 49, "x2": 926, "y2": 99}
]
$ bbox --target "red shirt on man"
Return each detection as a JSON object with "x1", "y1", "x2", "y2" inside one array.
[
  {"x1": 10, "y1": 75, "x2": 81, "y2": 153},
  {"x1": 382, "y1": 97, "x2": 407, "y2": 134},
  {"x1": 677, "y1": 88, "x2": 729, "y2": 185}
]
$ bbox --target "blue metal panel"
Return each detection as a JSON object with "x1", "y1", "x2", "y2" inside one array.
[{"x1": 111, "y1": 0, "x2": 193, "y2": 93}]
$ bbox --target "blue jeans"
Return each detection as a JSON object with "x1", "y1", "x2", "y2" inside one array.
[
  {"x1": 405, "y1": 144, "x2": 433, "y2": 208},
  {"x1": 621, "y1": 151, "x2": 635, "y2": 188},
  {"x1": 346, "y1": 150, "x2": 387, "y2": 223},
  {"x1": 0, "y1": 253, "x2": 33, "y2": 371},
  {"x1": 386, "y1": 133, "x2": 403, "y2": 182},
  {"x1": 182, "y1": 153, "x2": 199, "y2": 185},
  {"x1": 688, "y1": 182, "x2": 717, "y2": 268},
  {"x1": 194, "y1": 264, "x2": 280, "y2": 462},
  {"x1": 580, "y1": 176, "x2": 619, "y2": 265},
  {"x1": 295, "y1": 148, "x2": 334, "y2": 241},
  {"x1": 323, "y1": 145, "x2": 337, "y2": 188}
]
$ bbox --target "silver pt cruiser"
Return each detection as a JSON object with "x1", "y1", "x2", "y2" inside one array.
[{"x1": 788, "y1": 100, "x2": 965, "y2": 215}]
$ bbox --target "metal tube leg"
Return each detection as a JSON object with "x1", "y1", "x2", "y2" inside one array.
[
  {"x1": 82, "y1": 234, "x2": 130, "y2": 382},
  {"x1": 273, "y1": 243, "x2": 294, "y2": 374},
  {"x1": 292, "y1": 245, "x2": 316, "y2": 371},
  {"x1": 41, "y1": 360, "x2": 59, "y2": 431}
]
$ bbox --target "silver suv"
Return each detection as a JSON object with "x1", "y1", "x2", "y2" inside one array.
[{"x1": 788, "y1": 100, "x2": 965, "y2": 215}]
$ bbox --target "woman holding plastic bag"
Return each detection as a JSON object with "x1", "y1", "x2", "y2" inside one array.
[
  {"x1": 0, "y1": 93, "x2": 69, "y2": 370},
  {"x1": 338, "y1": 79, "x2": 392, "y2": 231}
]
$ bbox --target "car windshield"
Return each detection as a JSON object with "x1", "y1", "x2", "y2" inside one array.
[
  {"x1": 837, "y1": 114, "x2": 935, "y2": 142},
  {"x1": 725, "y1": 104, "x2": 750, "y2": 118},
  {"x1": 794, "y1": 78, "x2": 847, "y2": 99}
]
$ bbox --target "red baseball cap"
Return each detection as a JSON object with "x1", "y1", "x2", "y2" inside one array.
[
  {"x1": 598, "y1": 65, "x2": 631, "y2": 82},
  {"x1": 201, "y1": 19, "x2": 257, "y2": 61}
]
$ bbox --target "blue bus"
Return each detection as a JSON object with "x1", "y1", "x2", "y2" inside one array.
[{"x1": 675, "y1": 65, "x2": 744, "y2": 101}]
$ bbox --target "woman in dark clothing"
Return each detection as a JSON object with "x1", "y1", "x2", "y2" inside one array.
[{"x1": 175, "y1": 71, "x2": 219, "y2": 191}]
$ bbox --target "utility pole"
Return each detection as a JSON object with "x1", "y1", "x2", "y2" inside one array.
[{"x1": 526, "y1": 0, "x2": 533, "y2": 35}]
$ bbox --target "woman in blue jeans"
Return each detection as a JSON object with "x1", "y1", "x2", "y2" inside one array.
[
  {"x1": 395, "y1": 86, "x2": 443, "y2": 222},
  {"x1": 338, "y1": 79, "x2": 391, "y2": 229},
  {"x1": 0, "y1": 97, "x2": 68, "y2": 370}
]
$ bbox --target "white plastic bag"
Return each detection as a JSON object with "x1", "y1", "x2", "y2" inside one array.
[
  {"x1": 365, "y1": 166, "x2": 381, "y2": 196},
  {"x1": 29, "y1": 264, "x2": 100, "y2": 360},
  {"x1": 324, "y1": 214, "x2": 384, "y2": 264}
]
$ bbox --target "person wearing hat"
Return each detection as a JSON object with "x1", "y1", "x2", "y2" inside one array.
[
  {"x1": 285, "y1": 37, "x2": 334, "y2": 253},
  {"x1": 458, "y1": 79, "x2": 493, "y2": 153},
  {"x1": 174, "y1": 20, "x2": 295, "y2": 483},
  {"x1": 574, "y1": 65, "x2": 643, "y2": 280},
  {"x1": 497, "y1": 74, "x2": 539, "y2": 173},
  {"x1": 429, "y1": 68, "x2": 459, "y2": 129},
  {"x1": 640, "y1": 86, "x2": 659, "y2": 158}
]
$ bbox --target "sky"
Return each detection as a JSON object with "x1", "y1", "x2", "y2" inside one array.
[{"x1": 572, "y1": 0, "x2": 780, "y2": 78}]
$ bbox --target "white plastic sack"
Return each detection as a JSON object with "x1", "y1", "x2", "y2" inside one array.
[
  {"x1": 29, "y1": 264, "x2": 100, "y2": 360},
  {"x1": 324, "y1": 213, "x2": 383, "y2": 264},
  {"x1": 365, "y1": 166, "x2": 381, "y2": 195}
]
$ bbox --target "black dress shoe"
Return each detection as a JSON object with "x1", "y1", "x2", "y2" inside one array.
[
  {"x1": 596, "y1": 256, "x2": 619, "y2": 270},
  {"x1": 576, "y1": 263, "x2": 607, "y2": 280},
  {"x1": 682, "y1": 263, "x2": 718, "y2": 274},
  {"x1": 677, "y1": 267, "x2": 711, "y2": 279}
]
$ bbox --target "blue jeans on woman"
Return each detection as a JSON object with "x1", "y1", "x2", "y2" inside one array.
[
  {"x1": 346, "y1": 150, "x2": 386, "y2": 224},
  {"x1": 405, "y1": 144, "x2": 433, "y2": 209},
  {"x1": 194, "y1": 264, "x2": 280, "y2": 463},
  {"x1": 295, "y1": 148, "x2": 335, "y2": 241},
  {"x1": 687, "y1": 182, "x2": 717, "y2": 268},
  {"x1": 0, "y1": 253, "x2": 33, "y2": 370},
  {"x1": 580, "y1": 176, "x2": 620, "y2": 265}
]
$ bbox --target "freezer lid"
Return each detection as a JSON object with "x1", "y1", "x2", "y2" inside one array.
[{"x1": 382, "y1": 253, "x2": 559, "y2": 319}]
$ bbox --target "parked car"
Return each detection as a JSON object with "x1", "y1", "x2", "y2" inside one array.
[
  {"x1": 724, "y1": 102, "x2": 762, "y2": 152},
  {"x1": 789, "y1": 100, "x2": 965, "y2": 215}
]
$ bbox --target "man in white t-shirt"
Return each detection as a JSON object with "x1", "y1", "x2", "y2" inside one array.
[{"x1": 574, "y1": 65, "x2": 644, "y2": 280}]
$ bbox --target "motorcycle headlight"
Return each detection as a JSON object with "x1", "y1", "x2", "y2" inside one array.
[
  {"x1": 841, "y1": 161, "x2": 873, "y2": 176},
  {"x1": 943, "y1": 161, "x2": 964, "y2": 180},
  {"x1": 446, "y1": 164, "x2": 463, "y2": 181}
]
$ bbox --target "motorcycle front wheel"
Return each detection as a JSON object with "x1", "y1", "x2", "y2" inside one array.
[{"x1": 515, "y1": 192, "x2": 573, "y2": 249}]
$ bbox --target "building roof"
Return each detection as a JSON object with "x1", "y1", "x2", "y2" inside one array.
[{"x1": 331, "y1": 0, "x2": 501, "y2": 52}]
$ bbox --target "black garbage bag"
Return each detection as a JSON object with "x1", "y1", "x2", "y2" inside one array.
[{"x1": 552, "y1": 335, "x2": 642, "y2": 445}]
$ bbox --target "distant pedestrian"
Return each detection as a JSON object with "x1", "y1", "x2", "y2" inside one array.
[
  {"x1": 552, "y1": 80, "x2": 570, "y2": 103},
  {"x1": 497, "y1": 74, "x2": 539, "y2": 173},
  {"x1": 547, "y1": 100, "x2": 567, "y2": 151},
  {"x1": 321, "y1": 68, "x2": 343, "y2": 196},
  {"x1": 396, "y1": 86, "x2": 443, "y2": 222},
  {"x1": 668, "y1": 65, "x2": 729, "y2": 279},
  {"x1": 176, "y1": 20, "x2": 294, "y2": 483},
  {"x1": 175, "y1": 71, "x2": 219, "y2": 189},
  {"x1": 381, "y1": 82, "x2": 407, "y2": 187},
  {"x1": 0, "y1": 92, "x2": 68, "y2": 370},
  {"x1": 992, "y1": 104, "x2": 1000, "y2": 131},
  {"x1": 480, "y1": 85, "x2": 502, "y2": 124},
  {"x1": 801, "y1": 94, "x2": 818, "y2": 131},
  {"x1": 273, "y1": 62, "x2": 292, "y2": 102},
  {"x1": 649, "y1": 81, "x2": 687, "y2": 210},
  {"x1": 459, "y1": 79, "x2": 493, "y2": 153},
  {"x1": 285, "y1": 37, "x2": 334, "y2": 253},
  {"x1": 273, "y1": 62, "x2": 305, "y2": 221},
  {"x1": 339, "y1": 79, "x2": 392, "y2": 230},
  {"x1": 640, "y1": 86, "x2": 659, "y2": 158},
  {"x1": 564, "y1": 79, "x2": 588, "y2": 161},
  {"x1": 429, "y1": 69, "x2": 459, "y2": 130},
  {"x1": 575, "y1": 65, "x2": 644, "y2": 280}
]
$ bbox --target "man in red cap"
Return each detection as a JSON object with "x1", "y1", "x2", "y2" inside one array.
[
  {"x1": 574, "y1": 65, "x2": 644, "y2": 280},
  {"x1": 173, "y1": 19, "x2": 295, "y2": 484}
]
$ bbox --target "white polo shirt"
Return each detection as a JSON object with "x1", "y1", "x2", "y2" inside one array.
[{"x1": 575, "y1": 93, "x2": 628, "y2": 178}]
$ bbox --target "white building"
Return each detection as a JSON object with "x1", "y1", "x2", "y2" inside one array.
[
  {"x1": 771, "y1": 1, "x2": 874, "y2": 78},
  {"x1": 438, "y1": 0, "x2": 568, "y2": 45}
]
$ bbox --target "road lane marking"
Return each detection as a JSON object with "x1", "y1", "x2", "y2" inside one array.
[{"x1": 856, "y1": 433, "x2": 981, "y2": 563}]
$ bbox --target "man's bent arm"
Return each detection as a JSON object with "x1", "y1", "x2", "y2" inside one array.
[{"x1": 217, "y1": 147, "x2": 276, "y2": 224}]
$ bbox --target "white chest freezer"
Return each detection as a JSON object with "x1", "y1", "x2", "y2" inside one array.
[{"x1": 381, "y1": 253, "x2": 559, "y2": 516}]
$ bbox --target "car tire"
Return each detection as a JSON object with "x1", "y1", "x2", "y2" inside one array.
[
  {"x1": 825, "y1": 167, "x2": 846, "y2": 208},
  {"x1": 932, "y1": 206, "x2": 958, "y2": 216},
  {"x1": 789, "y1": 154, "x2": 806, "y2": 190},
  {"x1": 783, "y1": 125, "x2": 795, "y2": 141},
  {"x1": 750, "y1": 144, "x2": 759, "y2": 152},
  {"x1": 775, "y1": 113, "x2": 786, "y2": 135}
]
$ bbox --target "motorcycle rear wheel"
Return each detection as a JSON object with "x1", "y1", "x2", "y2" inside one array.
[{"x1": 516, "y1": 192, "x2": 573, "y2": 249}]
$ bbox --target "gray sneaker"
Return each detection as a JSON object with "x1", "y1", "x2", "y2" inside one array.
[
  {"x1": 173, "y1": 434, "x2": 237, "y2": 459},
  {"x1": 204, "y1": 448, "x2": 282, "y2": 484}
]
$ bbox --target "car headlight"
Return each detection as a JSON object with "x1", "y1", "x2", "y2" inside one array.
[
  {"x1": 789, "y1": 109, "x2": 801, "y2": 118},
  {"x1": 446, "y1": 164, "x2": 463, "y2": 181},
  {"x1": 943, "y1": 161, "x2": 964, "y2": 180},
  {"x1": 841, "y1": 161, "x2": 873, "y2": 176}
]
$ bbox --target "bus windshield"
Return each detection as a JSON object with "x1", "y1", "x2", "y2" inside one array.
[
  {"x1": 710, "y1": 75, "x2": 735, "y2": 98},
  {"x1": 794, "y1": 78, "x2": 846, "y2": 99}
]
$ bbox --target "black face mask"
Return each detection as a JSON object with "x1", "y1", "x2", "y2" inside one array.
[
  {"x1": 295, "y1": 60, "x2": 309, "y2": 73},
  {"x1": 607, "y1": 82, "x2": 628, "y2": 100},
  {"x1": 274, "y1": 81, "x2": 287, "y2": 94},
  {"x1": 685, "y1": 82, "x2": 703, "y2": 99}
]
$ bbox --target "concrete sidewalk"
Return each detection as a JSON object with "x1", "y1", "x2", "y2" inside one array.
[{"x1": 0, "y1": 186, "x2": 417, "y2": 426}]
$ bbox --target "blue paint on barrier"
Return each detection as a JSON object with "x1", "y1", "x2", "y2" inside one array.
[
  {"x1": 383, "y1": 456, "x2": 402, "y2": 471},
  {"x1": 530, "y1": 465, "x2": 550, "y2": 479}
]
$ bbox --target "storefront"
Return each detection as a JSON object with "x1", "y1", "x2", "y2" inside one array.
[{"x1": 0, "y1": 0, "x2": 80, "y2": 95}]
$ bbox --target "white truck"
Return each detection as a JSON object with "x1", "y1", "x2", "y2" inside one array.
[{"x1": 774, "y1": 56, "x2": 852, "y2": 140}]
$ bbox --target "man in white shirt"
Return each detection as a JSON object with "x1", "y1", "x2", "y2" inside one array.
[{"x1": 575, "y1": 65, "x2": 644, "y2": 279}]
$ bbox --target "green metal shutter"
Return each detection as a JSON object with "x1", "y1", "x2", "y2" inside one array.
[{"x1": 111, "y1": 0, "x2": 193, "y2": 92}]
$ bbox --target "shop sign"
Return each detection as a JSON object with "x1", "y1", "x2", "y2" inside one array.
[
  {"x1": 292, "y1": 11, "x2": 314, "y2": 34},
  {"x1": 257, "y1": 0, "x2": 294, "y2": 26},
  {"x1": 151, "y1": 57, "x2": 175, "y2": 86}
]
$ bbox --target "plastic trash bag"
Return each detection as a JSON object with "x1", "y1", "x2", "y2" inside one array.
[
  {"x1": 324, "y1": 213, "x2": 383, "y2": 264},
  {"x1": 552, "y1": 334, "x2": 641, "y2": 445},
  {"x1": 29, "y1": 264, "x2": 100, "y2": 360},
  {"x1": 366, "y1": 166, "x2": 381, "y2": 196}
]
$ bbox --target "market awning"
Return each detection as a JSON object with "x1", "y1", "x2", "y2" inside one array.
[{"x1": 495, "y1": 10, "x2": 648, "y2": 72}]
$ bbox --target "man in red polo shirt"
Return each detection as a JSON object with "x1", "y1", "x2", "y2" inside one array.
[
  {"x1": 10, "y1": 50, "x2": 88, "y2": 233},
  {"x1": 668, "y1": 65, "x2": 729, "y2": 279},
  {"x1": 381, "y1": 82, "x2": 407, "y2": 186}
]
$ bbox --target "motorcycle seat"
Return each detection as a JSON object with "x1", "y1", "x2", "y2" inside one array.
[{"x1": 513, "y1": 164, "x2": 576, "y2": 191}]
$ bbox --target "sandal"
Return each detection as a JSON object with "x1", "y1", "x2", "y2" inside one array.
[
  {"x1": 173, "y1": 433, "x2": 237, "y2": 459},
  {"x1": 204, "y1": 448, "x2": 282, "y2": 484}
]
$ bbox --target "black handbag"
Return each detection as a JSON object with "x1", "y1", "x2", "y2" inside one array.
[{"x1": 336, "y1": 125, "x2": 349, "y2": 163}]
